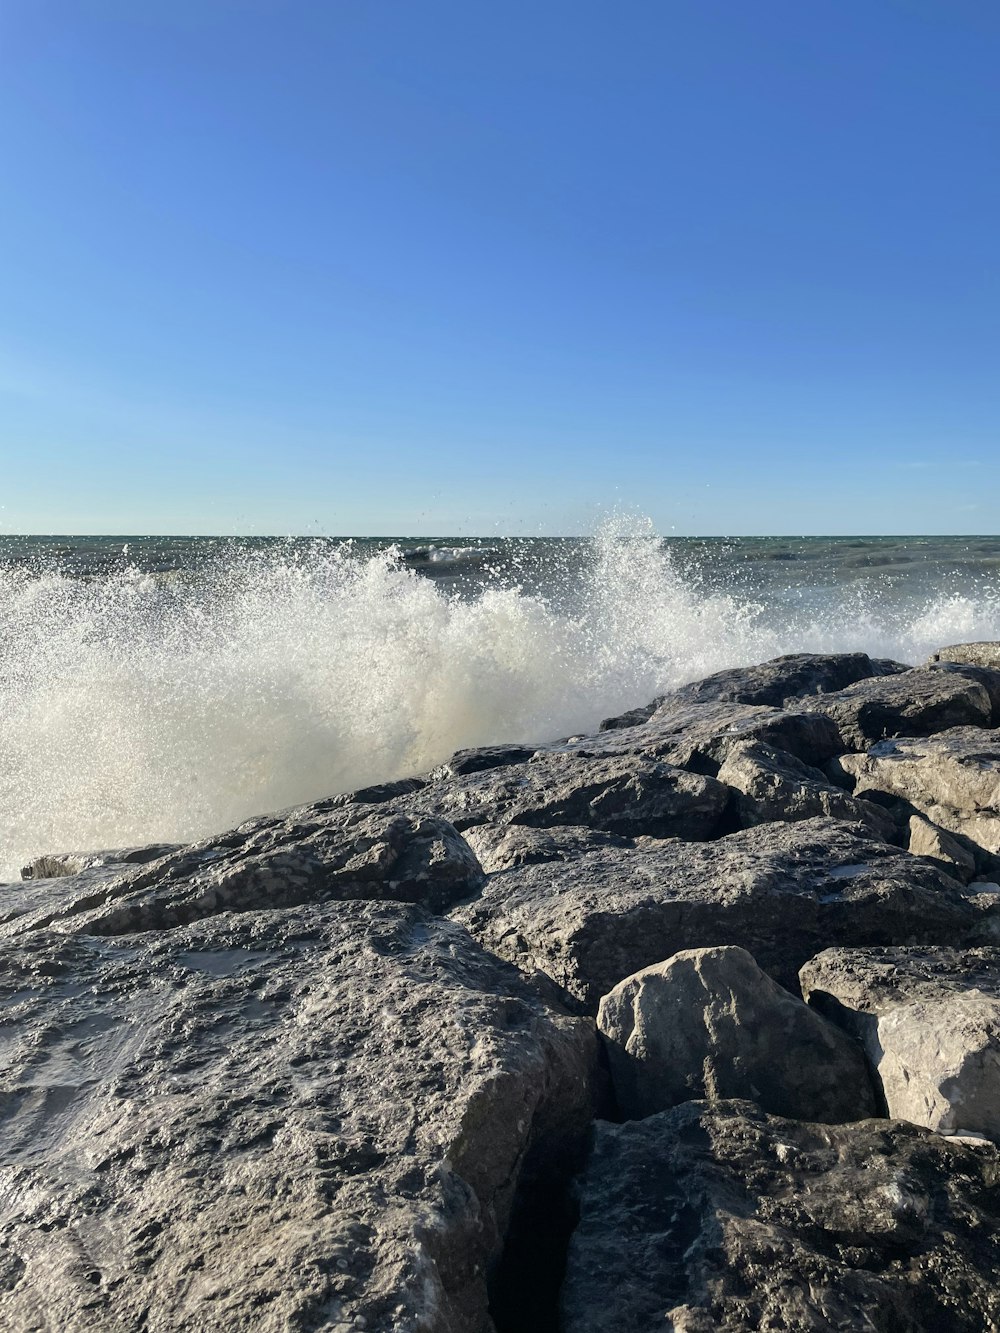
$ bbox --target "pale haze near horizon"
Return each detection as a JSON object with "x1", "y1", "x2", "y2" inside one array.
[{"x1": 1, "y1": 0, "x2": 998, "y2": 538}]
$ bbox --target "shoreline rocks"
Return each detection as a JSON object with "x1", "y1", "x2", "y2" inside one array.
[{"x1": 4, "y1": 643, "x2": 1000, "y2": 1331}]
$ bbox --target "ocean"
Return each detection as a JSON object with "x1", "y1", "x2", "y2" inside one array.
[{"x1": 3, "y1": 521, "x2": 999, "y2": 880}]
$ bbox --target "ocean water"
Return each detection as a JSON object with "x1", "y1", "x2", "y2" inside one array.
[{"x1": 2, "y1": 521, "x2": 999, "y2": 880}]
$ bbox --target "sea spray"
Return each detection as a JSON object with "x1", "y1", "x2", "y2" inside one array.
[{"x1": 2, "y1": 520, "x2": 1000, "y2": 878}]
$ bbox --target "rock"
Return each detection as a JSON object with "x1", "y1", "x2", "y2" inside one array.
[
  {"x1": 409, "y1": 752, "x2": 730, "y2": 841},
  {"x1": 716, "y1": 738, "x2": 896, "y2": 838},
  {"x1": 598, "y1": 698, "x2": 665, "y2": 731},
  {"x1": 801, "y1": 945, "x2": 1000, "y2": 1140},
  {"x1": 453, "y1": 818, "x2": 985, "y2": 1009},
  {"x1": 3, "y1": 803, "x2": 486, "y2": 939},
  {"x1": 20, "y1": 844, "x2": 183, "y2": 880},
  {"x1": 798, "y1": 667, "x2": 994, "y2": 750},
  {"x1": 839, "y1": 727, "x2": 1000, "y2": 864},
  {"x1": 663, "y1": 652, "x2": 908, "y2": 709},
  {"x1": 907, "y1": 813, "x2": 977, "y2": 879},
  {"x1": 930, "y1": 641, "x2": 1000, "y2": 670},
  {"x1": 597, "y1": 946, "x2": 877, "y2": 1122},
  {"x1": 0, "y1": 902, "x2": 597, "y2": 1333},
  {"x1": 429, "y1": 743, "x2": 536, "y2": 780},
  {"x1": 561, "y1": 1100, "x2": 1000, "y2": 1333},
  {"x1": 462, "y1": 823, "x2": 633, "y2": 875}
]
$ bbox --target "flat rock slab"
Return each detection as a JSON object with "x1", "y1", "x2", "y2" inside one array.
[
  {"x1": 597, "y1": 945, "x2": 877, "y2": 1122},
  {"x1": 561, "y1": 1100, "x2": 1000, "y2": 1333},
  {"x1": 799, "y1": 666, "x2": 996, "y2": 750},
  {"x1": 453, "y1": 818, "x2": 988, "y2": 1009},
  {"x1": 840, "y1": 727, "x2": 1000, "y2": 864},
  {"x1": 801, "y1": 946, "x2": 1000, "y2": 1139},
  {"x1": 407, "y1": 752, "x2": 730, "y2": 841},
  {"x1": 462, "y1": 823, "x2": 634, "y2": 875},
  {"x1": 0, "y1": 902, "x2": 597, "y2": 1333},
  {"x1": 4, "y1": 804, "x2": 486, "y2": 939}
]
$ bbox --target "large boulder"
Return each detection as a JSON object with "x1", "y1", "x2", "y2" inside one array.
[
  {"x1": 408, "y1": 752, "x2": 730, "y2": 841},
  {"x1": 930, "y1": 641, "x2": 1000, "y2": 671},
  {"x1": 561, "y1": 1100, "x2": 1000, "y2": 1333},
  {"x1": 453, "y1": 818, "x2": 988, "y2": 1009},
  {"x1": 801, "y1": 946, "x2": 1000, "y2": 1140},
  {"x1": 837, "y1": 727, "x2": 1000, "y2": 865},
  {"x1": 462, "y1": 823, "x2": 633, "y2": 875},
  {"x1": 798, "y1": 666, "x2": 996, "y2": 750},
  {"x1": 4, "y1": 804, "x2": 487, "y2": 939},
  {"x1": 716, "y1": 738, "x2": 896, "y2": 838},
  {"x1": 597, "y1": 946, "x2": 877, "y2": 1122},
  {"x1": 0, "y1": 902, "x2": 597, "y2": 1333}
]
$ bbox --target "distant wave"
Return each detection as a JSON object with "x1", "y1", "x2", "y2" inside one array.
[{"x1": 2, "y1": 518, "x2": 999, "y2": 879}]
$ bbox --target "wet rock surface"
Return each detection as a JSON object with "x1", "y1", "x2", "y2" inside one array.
[
  {"x1": 562, "y1": 1100, "x2": 1000, "y2": 1333},
  {"x1": 0, "y1": 903, "x2": 597, "y2": 1333},
  {"x1": 453, "y1": 817, "x2": 987, "y2": 1007},
  {"x1": 801, "y1": 945, "x2": 1000, "y2": 1139},
  {"x1": 597, "y1": 946, "x2": 877, "y2": 1122}
]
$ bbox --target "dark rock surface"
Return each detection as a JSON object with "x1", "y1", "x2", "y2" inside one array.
[
  {"x1": 408, "y1": 752, "x2": 730, "y2": 841},
  {"x1": 798, "y1": 666, "x2": 995, "y2": 749},
  {"x1": 930, "y1": 640, "x2": 1000, "y2": 670},
  {"x1": 4, "y1": 804, "x2": 487, "y2": 939},
  {"x1": 838, "y1": 727, "x2": 1000, "y2": 864},
  {"x1": 658, "y1": 651, "x2": 907, "y2": 710},
  {"x1": 0, "y1": 903, "x2": 597, "y2": 1333},
  {"x1": 716, "y1": 737, "x2": 896, "y2": 838},
  {"x1": 801, "y1": 946, "x2": 1000, "y2": 1139},
  {"x1": 561, "y1": 1100, "x2": 1000, "y2": 1333},
  {"x1": 453, "y1": 817, "x2": 988, "y2": 1008},
  {"x1": 462, "y1": 823, "x2": 633, "y2": 875},
  {"x1": 20, "y1": 843, "x2": 183, "y2": 880},
  {"x1": 597, "y1": 946, "x2": 876, "y2": 1122}
]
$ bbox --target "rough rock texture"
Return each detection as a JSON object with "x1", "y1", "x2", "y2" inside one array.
[
  {"x1": 908, "y1": 813, "x2": 977, "y2": 880},
  {"x1": 798, "y1": 666, "x2": 996, "y2": 750},
  {"x1": 0, "y1": 902, "x2": 597, "y2": 1333},
  {"x1": 453, "y1": 818, "x2": 989, "y2": 1008},
  {"x1": 20, "y1": 844, "x2": 183, "y2": 880},
  {"x1": 3, "y1": 804, "x2": 486, "y2": 939},
  {"x1": 716, "y1": 738, "x2": 896, "y2": 838},
  {"x1": 429, "y1": 744, "x2": 537, "y2": 781},
  {"x1": 930, "y1": 640, "x2": 1000, "y2": 670},
  {"x1": 462, "y1": 823, "x2": 633, "y2": 875},
  {"x1": 409, "y1": 752, "x2": 730, "y2": 841},
  {"x1": 839, "y1": 727, "x2": 1000, "y2": 863},
  {"x1": 561, "y1": 1100, "x2": 1000, "y2": 1333},
  {"x1": 801, "y1": 946, "x2": 1000, "y2": 1139},
  {"x1": 597, "y1": 946, "x2": 877, "y2": 1122}
]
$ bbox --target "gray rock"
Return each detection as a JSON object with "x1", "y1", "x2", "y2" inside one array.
[
  {"x1": 839, "y1": 727, "x2": 1000, "y2": 864},
  {"x1": 409, "y1": 752, "x2": 730, "y2": 841},
  {"x1": 3, "y1": 803, "x2": 486, "y2": 940},
  {"x1": 907, "y1": 813, "x2": 977, "y2": 880},
  {"x1": 561, "y1": 1100, "x2": 1000, "y2": 1333},
  {"x1": 462, "y1": 823, "x2": 633, "y2": 875},
  {"x1": 801, "y1": 946, "x2": 1000, "y2": 1139},
  {"x1": 20, "y1": 843, "x2": 183, "y2": 880},
  {"x1": 798, "y1": 666, "x2": 994, "y2": 749},
  {"x1": 429, "y1": 743, "x2": 536, "y2": 780},
  {"x1": 453, "y1": 817, "x2": 985, "y2": 1008},
  {"x1": 597, "y1": 946, "x2": 877, "y2": 1122},
  {"x1": 930, "y1": 641, "x2": 1000, "y2": 670},
  {"x1": 663, "y1": 652, "x2": 908, "y2": 709},
  {"x1": 0, "y1": 902, "x2": 597, "y2": 1333},
  {"x1": 716, "y1": 738, "x2": 897, "y2": 838}
]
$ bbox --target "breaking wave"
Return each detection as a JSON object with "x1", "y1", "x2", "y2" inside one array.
[{"x1": 2, "y1": 518, "x2": 999, "y2": 878}]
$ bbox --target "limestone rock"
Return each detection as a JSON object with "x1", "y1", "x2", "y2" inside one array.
[
  {"x1": 907, "y1": 813, "x2": 977, "y2": 880},
  {"x1": 462, "y1": 823, "x2": 633, "y2": 875},
  {"x1": 453, "y1": 817, "x2": 985, "y2": 1009},
  {"x1": 561, "y1": 1100, "x2": 1000, "y2": 1333},
  {"x1": 717, "y1": 738, "x2": 896, "y2": 838},
  {"x1": 20, "y1": 843, "x2": 182, "y2": 880},
  {"x1": 597, "y1": 946, "x2": 876, "y2": 1122},
  {"x1": 429, "y1": 743, "x2": 536, "y2": 780},
  {"x1": 0, "y1": 902, "x2": 597, "y2": 1333},
  {"x1": 3, "y1": 803, "x2": 486, "y2": 939},
  {"x1": 801, "y1": 945, "x2": 1000, "y2": 1139},
  {"x1": 409, "y1": 752, "x2": 730, "y2": 840},
  {"x1": 663, "y1": 652, "x2": 907, "y2": 709},
  {"x1": 930, "y1": 641, "x2": 1000, "y2": 670},
  {"x1": 840, "y1": 727, "x2": 1000, "y2": 864},
  {"x1": 798, "y1": 666, "x2": 994, "y2": 750}
]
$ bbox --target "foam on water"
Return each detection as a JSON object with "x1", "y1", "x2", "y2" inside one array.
[{"x1": 2, "y1": 519, "x2": 999, "y2": 879}]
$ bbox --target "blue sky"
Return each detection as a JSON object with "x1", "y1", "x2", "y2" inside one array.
[{"x1": 1, "y1": 0, "x2": 998, "y2": 536}]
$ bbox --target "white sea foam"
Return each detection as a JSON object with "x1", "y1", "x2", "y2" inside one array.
[{"x1": 2, "y1": 519, "x2": 999, "y2": 879}]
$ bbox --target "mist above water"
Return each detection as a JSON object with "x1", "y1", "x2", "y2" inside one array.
[{"x1": 2, "y1": 520, "x2": 999, "y2": 879}]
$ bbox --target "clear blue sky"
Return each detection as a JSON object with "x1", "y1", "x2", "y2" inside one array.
[{"x1": 1, "y1": 0, "x2": 998, "y2": 536}]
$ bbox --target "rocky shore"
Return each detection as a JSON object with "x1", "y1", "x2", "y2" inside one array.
[{"x1": 4, "y1": 644, "x2": 1000, "y2": 1331}]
